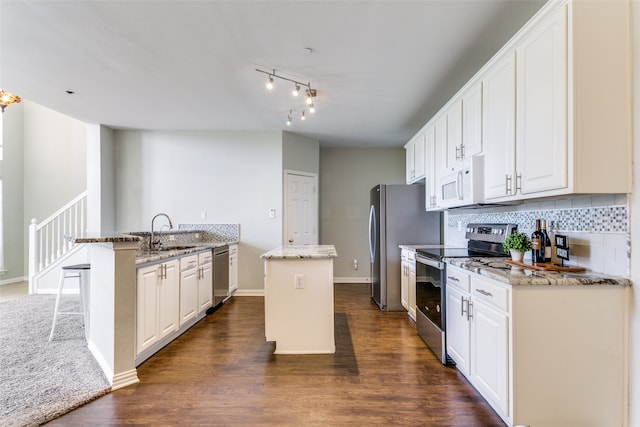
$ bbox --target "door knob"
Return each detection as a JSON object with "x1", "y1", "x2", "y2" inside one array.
[{"x1": 288, "y1": 238, "x2": 294, "y2": 243}]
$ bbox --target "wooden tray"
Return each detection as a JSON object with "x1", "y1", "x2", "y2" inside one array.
[{"x1": 505, "y1": 259, "x2": 586, "y2": 272}]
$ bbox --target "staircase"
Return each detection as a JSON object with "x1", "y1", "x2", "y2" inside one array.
[{"x1": 28, "y1": 191, "x2": 88, "y2": 293}]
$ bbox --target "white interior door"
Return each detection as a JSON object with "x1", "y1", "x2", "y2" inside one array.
[{"x1": 284, "y1": 171, "x2": 317, "y2": 246}]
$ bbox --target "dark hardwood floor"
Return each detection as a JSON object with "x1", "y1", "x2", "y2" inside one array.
[{"x1": 47, "y1": 283, "x2": 505, "y2": 426}]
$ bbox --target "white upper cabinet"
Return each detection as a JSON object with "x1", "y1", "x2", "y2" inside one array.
[
  {"x1": 445, "y1": 100, "x2": 463, "y2": 169},
  {"x1": 405, "y1": 132, "x2": 426, "y2": 184},
  {"x1": 516, "y1": 5, "x2": 568, "y2": 195},
  {"x1": 408, "y1": 0, "x2": 631, "y2": 207},
  {"x1": 461, "y1": 81, "x2": 483, "y2": 160},
  {"x1": 424, "y1": 124, "x2": 438, "y2": 210},
  {"x1": 483, "y1": 53, "x2": 516, "y2": 201}
]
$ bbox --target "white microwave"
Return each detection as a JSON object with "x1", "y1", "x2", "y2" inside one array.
[{"x1": 439, "y1": 155, "x2": 484, "y2": 208}]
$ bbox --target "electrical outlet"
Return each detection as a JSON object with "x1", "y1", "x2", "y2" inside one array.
[
  {"x1": 169, "y1": 234, "x2": 175, "y2": 241},
  {"x1": 200, "y1": 210, "x2": 207, "y2": 219},
  {"x1": 353, "y1": 259, "x2": 359, "y2": 270},
  {"x1": 269, "y1": 208, "x2": 276, "y2": 219},
  {"x1": 295, "y1": 274, "x2": 304, "y2": 289},
  {"x1": 457, "y1": 221, "x2": 462, "y2": 232}
]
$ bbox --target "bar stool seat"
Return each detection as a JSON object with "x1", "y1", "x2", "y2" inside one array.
[{"x1": 49, "y1": 263, "x2": 91, "y2": 342}]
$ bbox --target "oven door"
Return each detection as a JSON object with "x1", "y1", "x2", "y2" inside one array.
[{"x1": 415, "y1": 254, "x2": 448, "y2": 364}]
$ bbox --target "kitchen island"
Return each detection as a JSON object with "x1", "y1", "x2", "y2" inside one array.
[{"x1": 260, "y1": 245, "x2": 338, "y2": 354}]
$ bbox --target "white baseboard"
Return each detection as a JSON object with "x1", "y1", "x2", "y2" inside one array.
[
  {"x1": 334, "y1": 277, "x2": 371, "y2": 284},
  {"x1": 111, "y1": 369, "x2": 140, "y2": 391},
  {"x1": 0, "y1": 276, "x2": 28, "y2": 286},
  {"x1": 234, "y1": 289, "x2": 265, "y2": 297}
]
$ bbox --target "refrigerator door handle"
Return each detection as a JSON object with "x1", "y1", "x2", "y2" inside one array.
[{"x1": 368, "y1": 204, "x2": 376, "y2": 263}]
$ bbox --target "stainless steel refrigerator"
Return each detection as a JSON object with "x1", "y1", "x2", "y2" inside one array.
[{"x1": 368, "y1": 184, "x2": 442, "y2": 311}]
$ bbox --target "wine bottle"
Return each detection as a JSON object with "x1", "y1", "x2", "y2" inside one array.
[
  {"x1": 541, "y1": 219, "x2": 551, "y2": 263},
  {"x1": 531, "y1": 219, "x2": 543, "y2": 264}
]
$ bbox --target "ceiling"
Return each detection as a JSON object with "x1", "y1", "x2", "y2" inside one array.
[{"x1": 1, "y1": 0, "x2": 546, "y2": 147}]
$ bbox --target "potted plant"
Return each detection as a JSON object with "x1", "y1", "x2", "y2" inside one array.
[{"x1": 502, "y1": 231, "x2": 531, "y2": 262}]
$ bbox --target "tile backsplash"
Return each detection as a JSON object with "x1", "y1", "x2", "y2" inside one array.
[{"x1": 445, "y1": 194, "x2": 629, "y2": 277}]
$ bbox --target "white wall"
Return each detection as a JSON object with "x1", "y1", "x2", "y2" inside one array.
[
  {"x1": 282, "y1": 132, "x2": 319, "y2": 173},
  {"x1": 319, "y1": 147, "x2": 405, "y2": 281},
  {"x1": 1, "y1": 102, "x2": 24, "y2": 282},
  {"x1": 629, "y1": 1, "x2": 639, "y2": 424},
  {"x1": 113, "y1": 130, "x2": 284, "y2": 292}
]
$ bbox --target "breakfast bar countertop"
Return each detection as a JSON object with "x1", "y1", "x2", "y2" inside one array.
[{"x1": 446, "y1": 257, "x2": 632, "y2": 287}]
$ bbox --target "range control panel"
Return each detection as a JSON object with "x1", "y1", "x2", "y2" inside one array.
[{"x1": 465, "y1": 223, "x2": 518, "y2": 244}]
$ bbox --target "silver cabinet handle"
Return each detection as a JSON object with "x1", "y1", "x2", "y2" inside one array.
[
  {"x1": 505, "y1": 174, "x2": 512, "y2": 195},
  {"x1": 461, "y1": 296, "x2": 468, "y2": 317},
  {"x1": 476, "y1": 289, "x2": 493, "y2": 297},
  {"x1": 468, "y1": 301, "x2": 473, "y2": 320},
  {"x1": 447, "y1": 275, "x2": 459, "y2": 282},
  {"x1": 516, "y1": 173, "x2": 522, "y2": 192}
]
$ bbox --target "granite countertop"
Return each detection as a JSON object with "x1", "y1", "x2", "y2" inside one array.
[
  {"x1": 135, "y1": 241, "x2": 237, "y2": 265},
  {"x1": 260, "y1": 245, "x2": 338, "y2": 260},
  {"x1": 399, "y1": 244, "x2": 451, "y2": 251},
  {"x1": 446, "y1": 257, "x2": 631, "y2": 287},
  {"x1": 68, "y1": 233, "x2": 143, "y2": 243}
]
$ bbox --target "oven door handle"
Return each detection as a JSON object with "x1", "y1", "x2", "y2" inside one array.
[{"x1": 416, "y1": 254, "x2": 444, "y2": 270}]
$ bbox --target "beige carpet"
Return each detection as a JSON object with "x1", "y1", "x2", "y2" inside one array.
[{"x1": 0, "y1": 294, "x2": 110, "y2": 426}]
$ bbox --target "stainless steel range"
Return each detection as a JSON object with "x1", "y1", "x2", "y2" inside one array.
[{"x1": 415, "y1": 223, "x2": 517, "y2": 364}]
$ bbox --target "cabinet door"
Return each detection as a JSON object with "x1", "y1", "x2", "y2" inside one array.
[
  {"x1": 413, "y1": 133, "x2": 426, "y2": 180},
  {"x1": 158, "y1": 260, "x2": 179, "y2": 338},
  {"x1": 446, "y1": 285, "x2": 471, "y2": 376},
  {"x1": 180, "y1": 267, "x2": 199, "y2": 326},
  {"x1": 405, "y1": 144, "x2": 414, "y2": 184},
  {"x1": 516, "y1": 5, "x2": 568, "y2": 195},
  {"x1": 228, "y1": 245, "x2": 238, "y2": 294},
  {"x1": 462, "y1": 81, "x2": 483, "y2": 158},
  {"x1": 433, "y1": 113, "x2": 448, "y2": 191},
  {"x1": 408, "y1": 262, "x2": 416, "y2": 321},
  {"x1": 424, "y1": 125, "x2": 438, "y2": 210},
  {"x1": 400, "y1": 257, "x2": 408, "y2": 311},
  {"x1": 136, "y1": 265, "x2": 160, "y2": 355},
  {"x1": 199, "y1": 262, "x2": 213, "y2": 312},
  {"x1": 445, "y1": 100, "x2": 463, "y2": 168},
  {"x1": 471, "y1": 300, "x2": 509, "y2": 416},
  {"x1": 483, "y1": 52, "x2": 516, "y2": 200}
]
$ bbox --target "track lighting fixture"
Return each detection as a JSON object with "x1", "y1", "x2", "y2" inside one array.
[{"x1": 255, "y1": 68, "x2": 318, "y2": 124}]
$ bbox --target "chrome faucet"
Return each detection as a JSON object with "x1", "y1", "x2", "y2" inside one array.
[{"x1": 150, "y1": 213, "x2": 173, "y2": 251}]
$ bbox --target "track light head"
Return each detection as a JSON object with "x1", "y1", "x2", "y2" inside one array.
[
  {"x1": 301, "y1": 111, "x2": 306, "y2": 121},
  {"x1": 266, "y1": 75, "x2": 274, "y2": 90},
  {"x1": 292, "y1": 83, "x2": 300, "y2": 97},
  {"x1": 309, "y1": 102, "x2": 316, "y2": 113},
  {"x1": 286, "y1": 110, "x2": 293, "y2": 126}
]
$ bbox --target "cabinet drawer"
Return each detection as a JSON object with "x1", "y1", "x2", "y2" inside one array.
[
  {"x1": 446, "y1": 265, "x2": 470, "y2": 293},
  {"x1": 472, "y1": 277, "x2": 508, "y2": 313},
  {"x1": 198, "y1": 251, "x2": 212, "y2": 265}
]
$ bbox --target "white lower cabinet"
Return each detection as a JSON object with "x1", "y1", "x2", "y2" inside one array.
[
  {"x1": 445, "y1": 264, "x2": 627, "y2": 426},
  {"x1": 228, "y1": 243, "x2": 238, "y2": 296},
  {"x1": 400, "y1": 249, "x2": 417, "y2": 320},
  {"x1": 136, "y1": 259, "x2": 179, "y2": 356},
  {"x1": 198, "y1": 251, "x2": 213, "y2": 312},
  {"x1": 179, "y1": 255, "x2": 199, "y2": 326},
  {"x1": 136, "y1": 249, "x2": 215, "y2": 364},
  {"x1": 470, "y1": 280, "x2": 509, "y2": 416}
]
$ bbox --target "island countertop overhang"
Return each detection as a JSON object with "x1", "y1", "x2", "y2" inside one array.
[{"x1": 260, "y1": 245, "x2": 338, "y2": 260}]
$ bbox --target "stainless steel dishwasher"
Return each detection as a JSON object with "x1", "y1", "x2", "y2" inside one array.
[{"x1": 212, "y1": 245, "x2": 229, "y2": 307}]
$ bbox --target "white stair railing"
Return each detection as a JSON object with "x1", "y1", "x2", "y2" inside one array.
[{"x1": 29, "y1": 191, "x2": 87, "y2": 283}]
